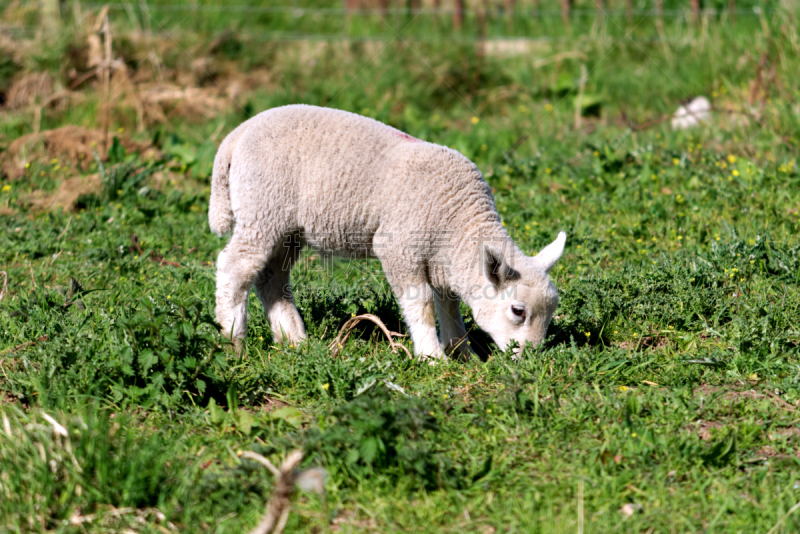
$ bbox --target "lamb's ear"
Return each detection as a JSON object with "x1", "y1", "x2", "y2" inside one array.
[
  {"x1": 484, "y1": 246, "x2": 519, "y2": 288},
  {"x1": 532, "y1": 231, "x2": 567, "y2": 273}
]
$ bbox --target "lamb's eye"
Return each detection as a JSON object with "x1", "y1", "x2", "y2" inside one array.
[{"x1": 511, "y1": 305, "x2": 526, "y2": 318}]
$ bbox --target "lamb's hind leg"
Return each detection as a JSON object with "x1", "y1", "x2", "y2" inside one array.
[
  {"x1": 215, "y1": 229, "x2": 275, "y2": 343},
  {"x1": 253, "y1": 233, "x2": 306, "y2": 344}
]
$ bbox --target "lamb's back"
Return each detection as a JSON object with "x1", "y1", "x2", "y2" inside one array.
[{"x1": 230, "y1": 105, "x2": 498, "y2": 248}]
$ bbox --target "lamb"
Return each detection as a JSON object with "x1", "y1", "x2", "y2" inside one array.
[{"x1": 209, "y1": 104, "x2": 566, "y2": 358}]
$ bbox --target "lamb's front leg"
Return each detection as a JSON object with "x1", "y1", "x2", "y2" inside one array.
[
  {"x1": 378, "y1": 253, "x2": 443, "y2": 359},
  {"x1": 396, "y1": 282, "x2": 444, "y2": 360}
]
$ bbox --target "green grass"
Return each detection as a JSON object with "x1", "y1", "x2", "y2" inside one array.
[{"x1": 1, "y1": 4, "x2": 800, "y2": 533}]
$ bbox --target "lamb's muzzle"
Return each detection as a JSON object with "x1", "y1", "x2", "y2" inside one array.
[{"x1": 209, "y1": 104, "x2": 567, "y2": 358}]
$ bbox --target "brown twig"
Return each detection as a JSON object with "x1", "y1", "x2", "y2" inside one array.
[
  {"x1": 49, "y1": 250, "x2": 63, "y2": 267},
  {"x1": 241, "y1": 451, "x2": 282, "y2": 477},
  {"x1": 764, "y1": 390, "x2": 797, "y2": 412},
  {"x1": 69, "y1": 66, "x2": 103, "y2": 90},
  {"x1": 617, "y1": 107, "x2": 671, "y2": 133},
  {"x1": 57, "y1": 216, "x2": 72, "y2": 240},
  {"x1": 502, "y1": 133, "x2": 529, "y2": 162},
  {"x1": 150, "y1": 252, "x2": 181, "y2": 268},
  {"x1": 0, "y1": 335, "x2": 49, "y2": 356},
  {"x1": 329, "y1": 313, "x2": 412, "y2": 360},
  {"x1": 130, "y1": 234, "x2": 181, "y2": 267},
  {"x1": 749, "y1": 52, "x2": 768, "y2": 107},
  {"x1": 129, "y1": 233, "x2": 143, "y2": 254},
  {"x1": 244, "y1": 450, "x2": 304, "y2": 534}
]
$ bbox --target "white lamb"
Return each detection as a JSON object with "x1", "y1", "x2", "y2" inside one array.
[{"x1": 209, "y1": 105, "x2": 566, "y2": 359}]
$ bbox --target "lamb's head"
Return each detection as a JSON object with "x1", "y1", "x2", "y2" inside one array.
[{"x1": 470, "y1": 232, "x2": 566, "y2": 355}]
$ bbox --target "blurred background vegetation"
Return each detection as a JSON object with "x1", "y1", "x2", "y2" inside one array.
[{"x1": 1, "y1": 1, "x2": 800, "y2": 533}]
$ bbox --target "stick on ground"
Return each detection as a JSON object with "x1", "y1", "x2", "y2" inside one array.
[
  {"x1": 329, "y1": 313, "x2": 412, "y2": 359},
  {"x1": 242, "y1": 450, "x2": 304, "y2": 534},
  {"x1": 0, "y1": 336, "x2": 49, "y2": 356}
]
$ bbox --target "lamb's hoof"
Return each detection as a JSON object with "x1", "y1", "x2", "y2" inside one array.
[{"x1": 418, "y1": 352, "x2": 446, "y2": 365}]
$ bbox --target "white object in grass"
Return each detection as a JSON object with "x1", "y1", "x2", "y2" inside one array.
[{"x1": 671, "y1": 96, "x2": 711, "y2": 130}]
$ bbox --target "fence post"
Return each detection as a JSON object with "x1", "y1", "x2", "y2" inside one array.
[
  {"x1": 477, "y1": 0, "x2": 488, "y2": 59},
  {"x1": 453, "y1": 0, "x2": 464, "y2": 29},
  {"x1": 379, "y1": 0, "x2": 390, "y2": 16},
  {"x1": 432, "y1": 0, "x2": 441, "y2": 26},
  {"x1": 505, "y1": 0, "x2": 516, "y2": 32},
  {"x1": 690, "y1": 0, "x2": 700, "y2": 22},
  {"x1": 595, "y1": 0, "x2": 605, "y2": 23},
  {"x1": 344, "y1": 0, "x2": 361, "y2": 12},
  {"x1": 626, "y1": 0, "x2": 633, "y2": 22},
  {"x1": 655, "y1": 0, "x2": 663, "y2": 33},
  {"x1": 560, "y1": 0, "x2": 572, "y2": 28},
  {"x1": 728, "y1": 0, "x2": 735, "y2": 22}
]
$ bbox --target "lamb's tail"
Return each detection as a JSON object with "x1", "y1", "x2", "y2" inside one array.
[{"x1": 208, "y1": 130, "x2": 240, "y2": 236}]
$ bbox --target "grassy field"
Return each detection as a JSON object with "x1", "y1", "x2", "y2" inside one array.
[{"x1": 1, "y1": 1, "x2": 800, "y2": 532}]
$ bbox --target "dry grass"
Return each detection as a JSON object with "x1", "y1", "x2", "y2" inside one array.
[
  {"x1": 1, "y1": 125, "x2": 156, "y2": 180},
  {"x1": 22, "y1": 173, "x2": 101, "y2": 212}
]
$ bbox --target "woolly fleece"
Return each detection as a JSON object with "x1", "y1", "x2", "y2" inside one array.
[{"x1": 210, "y1": 105, "x2": 566, "y2": 358}]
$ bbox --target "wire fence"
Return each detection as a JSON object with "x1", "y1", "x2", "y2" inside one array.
[
  {"x1": 1, "y1": 0, "x2": 778, "y2": 42},
  {"x1": 68, "y1": 2, "x2": 771, "y2": 16}
]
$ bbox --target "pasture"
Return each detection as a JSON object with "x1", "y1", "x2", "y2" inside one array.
[{"x1": 1, "y1": 1, "x2": 799, "y2": 532}]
